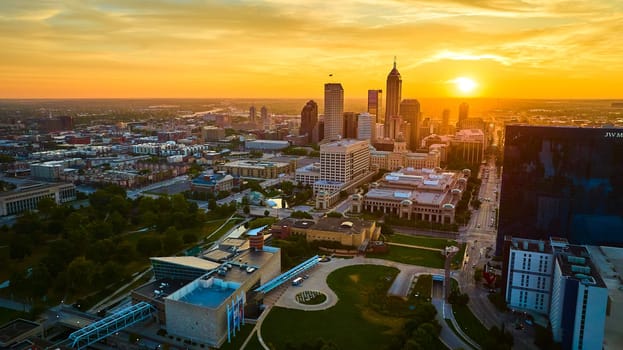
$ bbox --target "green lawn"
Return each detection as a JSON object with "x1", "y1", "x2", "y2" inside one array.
[
  {"x1": 219, "y1": 324, "x2": 255, "y2": 350},
  {"x1": 387, "y1": 234, "x2": 457, "y2": 250},
  {"x1": 262, "y1": 265, "x2": 407, "y2": 349},
  {"x1": 367, "y1": 245, "x2": 445, "y2": 269},
  {"x1": 204, "y1": 218, "x2": 243, "y2": 243},
  {"x1": 452, "y1": 304, "x2": 489, "y2": 346},
  {"x1": 242, "y1": 331, "x2": 262, "y2": 350},
  {"x1": 412, "y1": 274, "x2": 432, "y2": 299}
]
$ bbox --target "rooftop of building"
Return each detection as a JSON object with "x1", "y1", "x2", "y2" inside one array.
[
  {"x1": 585, "y1": 245, "x2": 623, "y2": 350},
  {"x1": 220, "y1": 159, "x2": 291, "y2": 169},
  {"x1": 455, "y1": 128, "x2": 485, "y2": 137},
  {"x1": 295, "y1": 162, "x2": 321, "y2": 174},
  {"x1": 245, "y1": 139, "x2": 289, "y2": 144},
  {"x1": 150, "y1": 256, "x2": 221, "y2": 271},
  {"x1": 133, "y1": 278, "x2": 191, "y2": 302},
  {"x1": 554, "y1": 244, "x2": 607, "y2": 288},
  {"x1": 308, "y1": 216, "x2": 373, "y2": 234},
  {"x1": 505, "y1": 237, "x2": 553, "y2": 254},
  {"x1": 191, "y1": 172, "x2": 234, "y2": 186},
  {"x1": 320, "y1": 138, "x2": 369, "y2": 149},
  {"x1": 0, "y1": 181, "x2": 73, "y2": 198},
  {"x1": 168, "y1": 277, "x2": 241, "y2": 309}
]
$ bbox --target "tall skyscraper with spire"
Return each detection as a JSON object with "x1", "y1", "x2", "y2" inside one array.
[
  {"x1": 385, "y1": 58, "x2": 402, "y2": 138},
  {"x1": 324, "y1": 83, "x2": 344, "y2": 141},
  {"x1": 300, "y1": 100, "x2": 318, "y2": 144}
]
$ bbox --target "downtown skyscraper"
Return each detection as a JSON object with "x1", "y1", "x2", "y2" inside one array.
[
  {"x1": 324, "y1": 83, "x2": 344, "y2": 141},
  {"x1": 384, "y1": 60, "x2": 402, "y2": 138},
  {"x1": 300, "y1": 100, "x2": 318, "y2": 144},
  {"x1": 400, "y1": 99, "x2": 421, "y2": 150}
]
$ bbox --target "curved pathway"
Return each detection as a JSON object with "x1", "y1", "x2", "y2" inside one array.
[{"x1": 274, "y1": 256, "x2": 444, "y2": 311}]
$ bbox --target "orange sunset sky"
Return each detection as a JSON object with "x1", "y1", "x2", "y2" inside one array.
[{"x1": 1, "y1": 0, "x2": 622, "y2": 99}]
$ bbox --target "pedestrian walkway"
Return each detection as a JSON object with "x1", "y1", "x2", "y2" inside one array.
[{"x1": 386, "y1": 241, "x2": 443, "y2": 252}]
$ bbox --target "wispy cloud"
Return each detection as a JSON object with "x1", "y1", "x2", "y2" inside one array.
[{"x1": 0, "y1": 0, "x2": 622, "y2": 98}]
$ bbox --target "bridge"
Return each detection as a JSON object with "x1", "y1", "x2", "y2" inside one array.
[
  {"x1": 68, "y1": 301, "x2": 155, "y2": 349},
  {"x1": 254, "y1": 255, "x2": 319, "y2": 294}
]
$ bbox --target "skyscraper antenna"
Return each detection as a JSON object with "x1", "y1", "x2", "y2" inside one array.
[{"x1": 393, "y1": 56, "x2": 396, "y2": 69}]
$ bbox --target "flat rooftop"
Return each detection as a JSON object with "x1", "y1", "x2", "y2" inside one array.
[
  {"x1": 178, "y1": 279, "x2": 237, "y2": 308},
  {"x1": 220, "y1": 159, "x2": 291, "y2": 169},
  {"x1": 169, "y1": 278, "x2": 241, "y2": 309},
  {"x1": 309, "y1": 217, "x2": 372, "y2": 234},
  {"x1": 586, "y1": 246, "x2": 623, "y2": 350},
  {"x1": 554, "y1": 245, "x2": 606, "y2": 288},
  {"x1": 506, "y1": 237, "x2": 553, "y2": 254},
  {"x1": 151, "y1": 256, "x2": 221, "y2": 271},
  {"x1": 133, "y1": 278, "x2": 190, "y2": 302}
]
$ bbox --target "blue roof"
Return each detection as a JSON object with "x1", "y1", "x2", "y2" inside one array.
[{"x1": 246, "y1": 225, "x2": 268, "y2": 236}]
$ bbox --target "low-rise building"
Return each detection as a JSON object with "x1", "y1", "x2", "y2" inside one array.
[
  {"x1": 294, "y1": 162, "x2": 321, "y2": 186},
  {"x1": 216, "y1": 159, "x2": 295, "y2": 179},
  {"x1": 0, "y1": 182, "x2": 76, "y2": 216},
  {"x1": 191, "y1": 173, "x2": 236, "y2": 193},
  {"x1": 270, "y1": 216, "x2": 381, "y2": 248},
  {"x1": 354, "y1": 168, "x2": 466, "y2": 224},
  {"x1": 202, "y1": 126, "x2": 226, "y2": 142},
  {"x1": 244, "y1": 140, "x2": 290, "y2": 151}
]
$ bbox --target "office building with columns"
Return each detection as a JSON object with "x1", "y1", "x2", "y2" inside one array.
[{"x1": 353, "y1": 168, "x2": 467, "y2": 224}]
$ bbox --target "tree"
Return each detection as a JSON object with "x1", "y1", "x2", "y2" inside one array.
[
  {"x1": 380, "y1": 223, "x2": 394, "y2": 235},
  {"x1": 183, "y1": 232, "x2": 198, "y2": 244},
  {"x1": 326, "y1": 212, "x2": 343, "y2": 218},
  {"x1": 291, "y1": 211, "x2": 312, "y2": 219},
  {"x1": 37, "y1": 197, "x2": 57, "y2": 218},
  {"x1": 243, "y1": 205, "x2": 250, "y2": 215},
  {"x1": 162, "y1": 227, "x2": 183, "y2": 254},
  {"x1": 67, "y1": 256, "x2": 96, "y2": 292},
  {"x1": 264, "y1": 210, "x2": 270, "y2": 217},
  {"x1": 136, "y1": 235, "x2": 162, "y2": 257}
]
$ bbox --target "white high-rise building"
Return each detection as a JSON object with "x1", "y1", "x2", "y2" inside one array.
[
  {"x1": 323, "y1": 83, "x2": 344, "y2": 141},
  {"x1": 505, "y1": 238, "x2": 555, "y2": 314},
  {"x1": 319, "y1": 139, "x2": 370, "y2": 184},
  {"x1": 356, "y1": 113, "x2": 373, "y2": 141},
  {"x1": 549, "y1": 241, "x2": 608, "y2": 350},
  {"x1": 503, "y1": 237, "x2": 608, "y2": 350}
]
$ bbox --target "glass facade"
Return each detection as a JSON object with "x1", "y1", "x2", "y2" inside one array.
[{"x1": 497, "y1": 125, "x2": 623, "y2": 251}]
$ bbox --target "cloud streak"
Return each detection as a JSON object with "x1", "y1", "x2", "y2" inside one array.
[{"x1": 0, "y1": 0, "x2": 622, "y2": 98}]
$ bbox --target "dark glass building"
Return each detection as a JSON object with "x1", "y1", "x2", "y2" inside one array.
[{"x1": 496, "y1": 125, "x2": 623, "y2": 252}]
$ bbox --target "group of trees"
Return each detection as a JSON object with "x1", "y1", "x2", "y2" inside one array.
[
  {"x1": 5, "y1": 186, "x2": 209, "y2": 303},
  {"x1": 386, "y1": 303, "x2": 442, "y2": 350}
]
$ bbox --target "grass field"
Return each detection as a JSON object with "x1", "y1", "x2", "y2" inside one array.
[
  {"x1": 242, "y1": 331, "x2": 262, "y2": 350},
  {"x1": 219, "y1": 324, "x2": 255, "y2": 350},
  {"x1": 262, "y1": 265, "x2": 406, "y2": 349},
  {"x1": 452, "y1": 304, "x2": 489, "y2": 346},
  {"x1": 367, "y1": 245, "x2": 445, "y2": 269},
  {"x1": 387, "y1": 234, "x2": 457, "y2": 250}
]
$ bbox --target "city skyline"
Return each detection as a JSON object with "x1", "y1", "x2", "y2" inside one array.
[{"x1": 1, "y1": 1, "x2": 623, "y2": 99}]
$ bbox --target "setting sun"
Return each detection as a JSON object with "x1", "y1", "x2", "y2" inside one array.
[{"x1": 454, "y1": 77, "x2": 478, "y2": 93}]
